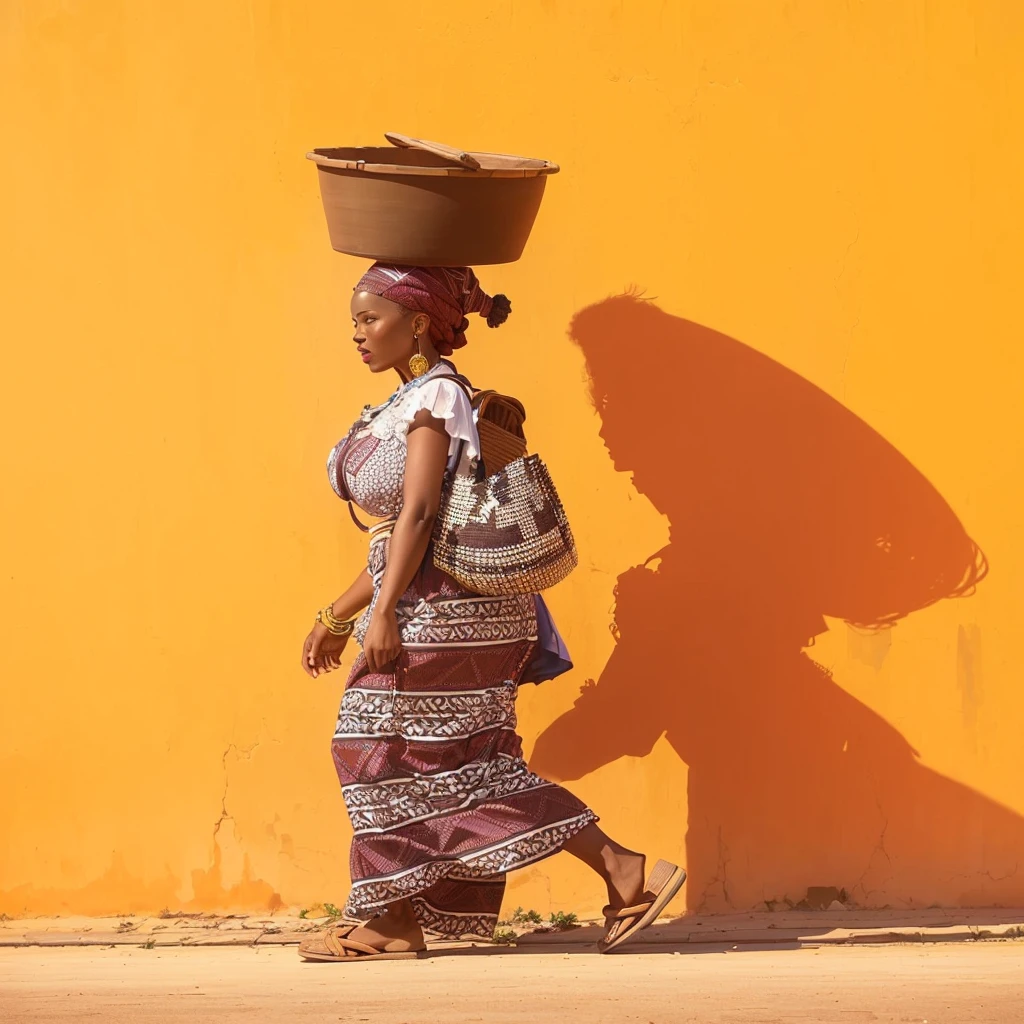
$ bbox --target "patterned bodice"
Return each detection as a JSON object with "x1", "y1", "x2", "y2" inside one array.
[{"x1": 327, "y1": 361, "x2": 479, "y2": 519}]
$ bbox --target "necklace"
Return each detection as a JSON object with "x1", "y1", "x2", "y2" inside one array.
[{"x1": 357, "y1": 361, "x2": 451, "y2": 426}]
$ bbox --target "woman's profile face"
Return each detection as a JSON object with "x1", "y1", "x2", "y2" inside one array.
[{"x1": 350, "y1": 290, "x2": 421, "y2": 374}]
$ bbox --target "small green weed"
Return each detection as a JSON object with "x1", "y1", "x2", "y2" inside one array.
[
  {"x1": 141, "y1": 938, "x2": 156, "y2": 949},
  {"x1": 504, "y1": 906, "x2": 543, "y2": 925},
  {"x1": 549, "y1": 911, "x2": 579, "y2": 931},
  {"x1": 297, "y1": 902, "x2": 343, "y2": 920},
  {"x1": 492, "y1": 928, "x2": 517, "y2": 945}
]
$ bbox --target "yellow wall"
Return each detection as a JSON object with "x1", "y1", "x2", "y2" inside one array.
[{"x1": 2, "y1": 0, "x2": 1023, "y2": 918}]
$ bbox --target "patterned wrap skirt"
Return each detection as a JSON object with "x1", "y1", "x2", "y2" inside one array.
[{"x1": 332, "y1": 521, "x2": 597, "y2": 939}]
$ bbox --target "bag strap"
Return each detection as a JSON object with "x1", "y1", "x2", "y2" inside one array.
[
  {"x1": 347, "y1": 501, "x2": 370, "y2": 533},
  {"x1": 445, "y1": 373, "x2": 477, "y2": 406},
  {"x1": 442, "y1": 373, "x2": 484, "y2": 482},
  {"x1": 334, "y1": 435, "x2": 371, "y2": 532}
]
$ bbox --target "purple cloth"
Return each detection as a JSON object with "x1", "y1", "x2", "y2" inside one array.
[
  {"x1": 354, "y1": 264, "x2": 506, "y2": 356},
  {"x1": 520, "y1": 594, "x2": 573, "y2": 685}
]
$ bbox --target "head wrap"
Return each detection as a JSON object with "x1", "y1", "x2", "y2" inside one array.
[{"x1": 354, "y1": 264, "x2": 511, "y2": 356}]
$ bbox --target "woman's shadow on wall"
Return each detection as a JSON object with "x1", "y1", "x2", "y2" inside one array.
[{"x1": 531, "y1": 294, "x2": 1024, "y2": 911}]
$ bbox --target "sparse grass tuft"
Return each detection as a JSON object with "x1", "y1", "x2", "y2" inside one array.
[
  {"x1": 298, "y1": 902, "x2": 343, "y2": 919},
  {"x1": 492, "y1": 928, "x2": 517, "y2": 945},
  {"x1": 549, "y1": 911, "x2": 579, "y2": 931},
  {"x1": 500, "y1": 906, "x2": 543, "y2": 926}
]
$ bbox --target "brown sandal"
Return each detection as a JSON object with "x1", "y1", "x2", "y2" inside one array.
[
  {"x1": 598, "y1": 859, "x2": 687, "y2": 953},
  {"x1": 298, "y1": 922, "x2": 426, "y2": 962}
]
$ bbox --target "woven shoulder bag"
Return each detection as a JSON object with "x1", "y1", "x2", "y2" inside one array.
[{"x1": 432, "y1": 375, "x2": 578, "y2": 596}]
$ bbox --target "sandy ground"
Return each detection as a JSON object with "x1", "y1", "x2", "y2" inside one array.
[
  {"x1": 2, "y1": 942, "x2": 1023, "y2": 1024},
  {"x1": 6, "y1": 908, "x2": 1024, "y2": 949}
]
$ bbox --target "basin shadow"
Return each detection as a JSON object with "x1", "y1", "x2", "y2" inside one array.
[{"x1": 531, "y1": 294, "x2": 1024, "y2": 911}]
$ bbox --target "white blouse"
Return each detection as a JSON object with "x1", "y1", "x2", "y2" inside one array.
[{"x1": 327, "y1": 361, "x2": 480, "y2": 519}]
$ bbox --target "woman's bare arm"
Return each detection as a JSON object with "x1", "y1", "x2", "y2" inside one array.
[
  {"x1": 359, "y1": 409, "x2": 451, "y2": 672},
  {"x1": 329, "y1": 566, "x2": 376, "y2": 622}
]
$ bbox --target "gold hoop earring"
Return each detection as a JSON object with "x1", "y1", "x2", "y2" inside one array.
[{"x1": 409, "y1": 332, "x2": 429, "y2": 378}]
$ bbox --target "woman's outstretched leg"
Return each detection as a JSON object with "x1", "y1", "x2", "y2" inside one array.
[
  {"x1": 562, "y1": 822, "x2": 647, "y2": 910},
  {"x1": 565, "y1": 823, "x2": 687, "y2": 953}
]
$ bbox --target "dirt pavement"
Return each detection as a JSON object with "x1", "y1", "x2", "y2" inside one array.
[
  {"x1": 5, "y1": 908, "x2": 1024, "y2": 949},
  {"x1": 2, "y1": 942, "x2": 1023, "y2": 1023}
]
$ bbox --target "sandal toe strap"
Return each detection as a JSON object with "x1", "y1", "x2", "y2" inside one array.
[
  {"x1": 332, "y1": 936, "x2": 387, "y2": 957},
  {"x1": 602, "y1": 896, "x2": 656, "y2": 944},
  {"x1": 323, "y1": 924, "x2": 360, "y2": 957},
  {"x1": 609, "y1": 895, "x2": 655, "y2": 920}
]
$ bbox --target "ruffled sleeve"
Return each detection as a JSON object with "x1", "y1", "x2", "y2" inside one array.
[{"x1": 390, "y1": 377, "x2": 480, "y2": 461}]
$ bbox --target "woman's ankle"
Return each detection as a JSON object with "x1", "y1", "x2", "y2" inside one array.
[
  {"x1": 385, "y1": 898, "x2": 420, "y2": 927},
  {"x1": 603, "y1": 846, "x2": 646, "y2": 907}
]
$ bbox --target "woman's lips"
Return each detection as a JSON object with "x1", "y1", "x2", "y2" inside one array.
[{"x1": 360, "y1": 352, "x2": 372, "y2": 363}]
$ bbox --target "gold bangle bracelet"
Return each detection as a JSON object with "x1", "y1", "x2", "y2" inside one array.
[
  {"x1": 322, "y1": 604, "x2": 351, "y2": 629},
  {"x1": 317, "y1": 607, "x2": 355, "y2": 636}
]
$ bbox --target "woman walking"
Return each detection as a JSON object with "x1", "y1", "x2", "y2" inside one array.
[{"x1": 298, "y1": 264, "x2": 685, "y2": 961}]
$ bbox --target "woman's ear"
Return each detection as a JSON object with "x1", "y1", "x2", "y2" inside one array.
[{"x1": 412, "y1": 312, "x2": 430, "y2": 337}]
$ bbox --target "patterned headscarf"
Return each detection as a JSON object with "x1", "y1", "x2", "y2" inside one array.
[{"x1": 354, "y1": 264, "x2": 511, "y2": 356}]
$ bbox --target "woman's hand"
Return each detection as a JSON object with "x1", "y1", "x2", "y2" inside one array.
[
  {"x1": 301, "y1": 622, "x2": 351, "y2": 679},
  {"x1": 362, "y1": 606, "x2": 402, "y2": 674}
]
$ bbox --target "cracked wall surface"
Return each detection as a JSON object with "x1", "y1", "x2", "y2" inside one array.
[{"x1": 3, "y1": 0, "x2": 1024, "y2": 918}]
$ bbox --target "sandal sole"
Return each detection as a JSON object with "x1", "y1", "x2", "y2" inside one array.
[{"x1": 298, "y1": 949, "x2": 425, "y2": 962}]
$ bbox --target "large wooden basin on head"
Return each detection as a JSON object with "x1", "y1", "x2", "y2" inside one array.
[{"x1": 306, "y1": 132, "x2": 560, "y2": 266}]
